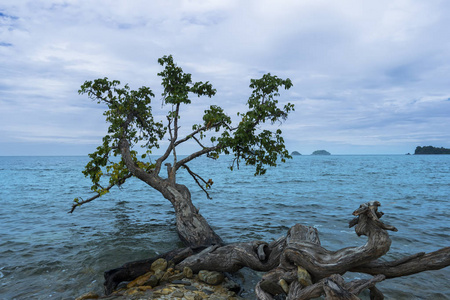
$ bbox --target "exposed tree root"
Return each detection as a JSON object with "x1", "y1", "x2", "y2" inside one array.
[{"x1": 103, "y1": 202, "x2": 450, "y2": 299}]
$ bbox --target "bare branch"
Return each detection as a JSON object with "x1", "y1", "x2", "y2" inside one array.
[
  {"x1": 192, "y1": 135, "x2": 206, "y2": 149},
  {"x1": 69, "y1": 173, "x2": 132, "y2": 213},
  {"x1": 182, "y1": 164, "x2": 212, "y2": 199}
]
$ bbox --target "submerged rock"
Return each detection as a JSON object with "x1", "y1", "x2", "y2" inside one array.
[
  {"x1": 75, "y1": 291, "x2": 99, "y2": 300},
  {"x1": 198, "y1": 270, "x2": 225, "y2": 285},
  {"x1": 93, "y1": 268, "x2": 243, "y2": 300}
]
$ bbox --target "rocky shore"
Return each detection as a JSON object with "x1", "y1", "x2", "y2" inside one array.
[{"x1": 75, "y1": 258, "x2": 245, "y2": 300}]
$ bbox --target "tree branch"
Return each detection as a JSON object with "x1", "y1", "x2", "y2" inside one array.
[
  {"x1": 350, "y1": 247, "x2": 450, "y2": 278},
  {"x1": 69, "y1": 173, "x2": 132, "y2": 213},
  {"x1": 182, "y1": 164, "x2": 212, "y2": 199},
  {"x1": 174, "y1": 121, "x2": 232, "y2": 148},
  {"x1": 174, "y1": 145, "x2": 221, "y2": 171},
  {"x1": 119, "y1": 138, "x2": 166, "y2": 193},
  {"x1": 154, "y1": 116, "x2": 174, "y2": 176}
]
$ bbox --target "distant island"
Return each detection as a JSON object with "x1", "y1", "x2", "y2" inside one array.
[
  {"x1": 414, "y1": 146, "x2": 450, "y2": 155},
  {"x1": 312, "y1": 150, "x2": 331, "y2": 155},
  {"x1": 291, "y1": 151, "x2": 302, "y2": 156}
]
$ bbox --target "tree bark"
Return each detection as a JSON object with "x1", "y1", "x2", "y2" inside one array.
[
  {"x1": 350, "y1": 247, "x2": 450, "y2": 278},
  {"x1": 165, "y1": 183, "x2": 224, "y2": 248}
]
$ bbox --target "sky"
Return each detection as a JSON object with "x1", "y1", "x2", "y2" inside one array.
[{"x1": 1, "y1": 0, "x2": 450, "y2": 156}]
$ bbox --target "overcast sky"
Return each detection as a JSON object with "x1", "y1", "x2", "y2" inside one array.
[{"x1": 1, "y1": 0, "x2": 449, "y2": 156}]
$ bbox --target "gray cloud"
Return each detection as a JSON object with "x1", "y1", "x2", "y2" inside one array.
[{"x1": 1, "y1": 0, "x2": 450, "y2": 155}]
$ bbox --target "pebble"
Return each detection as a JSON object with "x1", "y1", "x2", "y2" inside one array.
[
  {"x1": 78, "y1": 267, "x2": 244, "y2": 300},
  {"x1": 172, "y1": 290, "x2": 184, "y2": 297}
]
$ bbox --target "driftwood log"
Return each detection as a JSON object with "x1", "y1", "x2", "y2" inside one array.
[{"x1": 104, "y1": 201, "x2": 450, "y2": 299}]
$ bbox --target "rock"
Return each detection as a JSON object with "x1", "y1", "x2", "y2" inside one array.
[
  {"x1": 183, "y1": 266, "x2": 194, "y2": 278},
  {"x1": 160, "y1": 268, "x2": 174, "y2": 283},
  {"x1": 297, "y1": 266, "x2": 313, "y2": 287},
  {"x1": 145, "y1": 274, "x2": 159, "y2": 287},
  {"x1": 222, "y1": 278, "x2": 241, "y2": 294},
  {"x1": 151, "y1": 258, "x2": 168, "y2": 273},
  {"x1": 202, "y1": 289, "x2": 214, "y2": 295},
  {"x1": 198, "y1": 270, "x2": 225, "y2": 285},
  {"x1": 171, "y1": 279, "x2": 191, "y2": 285},
  {"x1": 185, "y1": 294, "x2": 203, "y2": 300},
  {"x1": 154, "y1": 287, "x2": 172, "y2": 295},
  {"x1": 75, "y1": 292, "x2": 99, "y2": 300},
  {"x1": 209, "y1": 295, "x2": 232, "y2": 300},
  {"x1": 168, "y1": 272, "x2": 185, "y2": 282},
  {"x1": 127, "y1": 271, "x2": 154, "y2": 288},
  {"x1": 279, "y1": 278, "x2": 289, "y2": 293},
  {"x1": 154, "y1": 269, "x2": 165, "y2": 280},
  {"x1": 172, "y1": 290, "x2": 184, "y2": 298},
  {"x1": 124, "y1": 287, "x2": 141, "y2": 296}
]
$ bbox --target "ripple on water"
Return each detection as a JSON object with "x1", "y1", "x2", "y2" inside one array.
[{"x1": 1, "y1": 155, "x2": 449, "y2": 299}]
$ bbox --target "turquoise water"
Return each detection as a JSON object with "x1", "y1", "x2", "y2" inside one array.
[{"x1": 0, "y1": 155, "x2": 449, "y2": 299}]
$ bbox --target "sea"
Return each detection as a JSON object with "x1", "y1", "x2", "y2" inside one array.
[{"x1": 0, "y1": 155, "x2": 449, "y2": 299}]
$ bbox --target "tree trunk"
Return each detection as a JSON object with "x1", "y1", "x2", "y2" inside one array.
[
  {"x1": 166, "y1": 183, "x2": 223, "y2": 248},
  {"x1": 119, "y1": 138, "x2": 223, "y2": 248}
]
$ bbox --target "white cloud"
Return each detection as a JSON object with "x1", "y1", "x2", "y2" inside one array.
[{"x1": 1, "y1": 0, "x2": 450, "y2": 155}]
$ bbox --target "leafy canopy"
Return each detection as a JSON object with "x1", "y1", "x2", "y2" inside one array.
[{"x1": 72, "y1": 55, "x2": 294, "y2": 210}]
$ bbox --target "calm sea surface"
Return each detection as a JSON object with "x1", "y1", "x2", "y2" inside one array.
[{"x1": 0, "y1": 155, "x2": 449, "y2": 299}]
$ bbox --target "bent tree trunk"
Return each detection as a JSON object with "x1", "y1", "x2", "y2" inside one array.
[
  {"x1": 119, "y1": 138, "x2": 223, "y2": 248},
  {"x1": 104, "y1": 201, "x2": 450, "y2": 299},
  {"x1": 164, "y1": 183, "x2": 223, "y2": 247}
]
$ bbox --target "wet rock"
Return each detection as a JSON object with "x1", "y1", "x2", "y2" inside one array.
[
  {"x1": 222, "y1": 278, "x2": 241, "y2": 294},
  {"x1": 183, "y1": 266, "x2": 194, "y2": 278},
  {"x1": 168, "y1": 272, "x2": 185, "y2": 282},
  {"x1": 185, "y1": 294, "x2": 203, "y2": 300},
  {"x1": 154, "y1": 287, "x2": 172, "y2": 295},
  {"x1": 198, "y1": 270, "x2": 225, "y2": 285},
  {"x1": 145, "y1": 274, "x2": 159, "y2": 287},
  {"x1": 75, "y1": 292, "x2": 99, "y2": 300},
  {"x1": 279, "y1": 278, "x2": 289, "y2": 293},
  {"x1": 127, "y1": 271, "x2": 154, "y2": 288},
  {"x1": 154, "y1": 269, "x2": 165, "y2": 280},
  {"x1": 123, "y1": 287, "x2": 141, "y2": 296},
  {"x1": 151, "y1": 258, "x2": 168, "y2": 273},
  {"x1": 185, "y1": 285, "x2": 199, "y2": 291},
  {"x1": 171, "y1": 279, "x2": 191, "y2": 285},
  {"x1": 297, "y1": 266, "x2": 312, "y2": 287},
  {"x1": 172, "y1": 290, "x2": 184, "y2": 298},
  {"x1": 202, "y1": 289, "x2": 214, "y2": 295}
]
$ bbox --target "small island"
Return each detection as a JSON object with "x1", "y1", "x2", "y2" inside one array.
[
  {"x1": 312, "y1": 150, "x2": 331, "y2": 155},
  {"x1": 291, "y1": 151, "x2": 302, "y2": 156},
  {"x1": 414, "y1": 146, "x2": 450, "y2": 155}
]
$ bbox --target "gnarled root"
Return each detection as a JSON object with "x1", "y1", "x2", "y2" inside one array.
[{"x1": 102, "y1": 202, "x2": 449, "y2": 299}]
